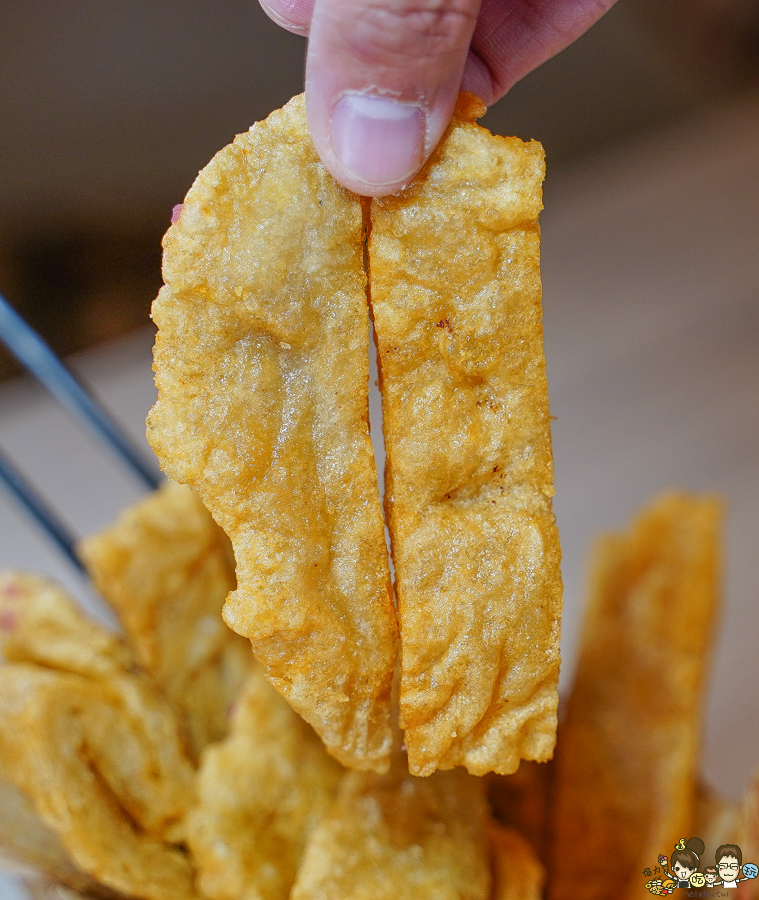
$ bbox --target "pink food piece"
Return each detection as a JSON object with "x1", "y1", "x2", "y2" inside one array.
[{"x1": 171, "y1": 204, "x2": 184, "y2": 224}]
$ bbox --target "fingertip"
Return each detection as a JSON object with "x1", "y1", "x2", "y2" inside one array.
[{"x1": 258, "y1": 0, "x2": 314, "y2": 35}]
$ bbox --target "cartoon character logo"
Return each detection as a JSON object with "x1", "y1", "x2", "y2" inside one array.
[
  {"x1": 713, "y1": 843, "x2": 759, "y2": 888},
  {"x1": 645, "y1": 839, "x2": 759, "y2": 891},
  {"x1": 669, "y1": 837, "x2": 705, "y2": 888}
]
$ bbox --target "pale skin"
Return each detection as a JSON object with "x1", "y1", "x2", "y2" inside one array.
[{"x1": 258, "y1": 0, "x2": 618, "y2": 195}]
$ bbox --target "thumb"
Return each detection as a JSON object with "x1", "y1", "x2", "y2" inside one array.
[{"x1": 305, "y1": 0, "x2": 480, "y2": 196}]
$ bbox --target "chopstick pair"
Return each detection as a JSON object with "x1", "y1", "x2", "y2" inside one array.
[{"x1": 0, "y1": 293, "x2": 160, "y2": 572}]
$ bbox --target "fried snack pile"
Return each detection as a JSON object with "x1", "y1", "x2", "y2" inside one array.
[
  {"x1": 3, "y1": 483, "x2": 759, "y2": 900},
  {"x1": 371, "y1": 95, "x2": 560, "y2": 777},
  {"x1": 148, "y1": 92, "x2": 561, "y2": 778},
  {"x1": 147, "y1": 95, "x2": 397, "y2": 773},
  {"x1": 0, "y1": 484, "x2": 546, "y2": 900}
]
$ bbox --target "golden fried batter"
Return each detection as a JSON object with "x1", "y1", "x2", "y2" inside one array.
[
  {"x1": 0, "y1": 571, "x2": 131, "y2": 679},
  {"x1": 147, "y1": 94, "x2": 397, "y2": 772},
  {"x1": 0, "y1": 573, "x2": 194, "y2": 842},
  {"x1": 549, "y1": 492, "x2": 722, "y2": 900},
  {"x1": 188, "y1": 667, "x2": 341, "y2": 900},
  {"x1": 369, "y1": 93, "x2": 561, "y2": 776},
  {"x1": 0, "y1": 778, "x2": 108, "y2": 897},
  {"x1": 0, "y1": 666, "x2": 198, "y2": 900},
  {"x1": 291, "y1": 757, "x2": 491, "y2": 900},
  {"x1": 489, "y1": 820, "x2": 545, "y2": 900},
  {"x1": 80, "y1": 482, "x2": 251, "y2": 759}
]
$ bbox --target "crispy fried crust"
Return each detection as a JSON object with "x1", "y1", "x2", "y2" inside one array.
[
  {"x1": 369, "y1": 93, "x2": 561, "y2": 776},
  {"x1": 290, "y1": 759, "x2": 491, "y2": 900},
  {"x1": 548, "y1": 492, "x2": 722, "y2": 900},
  {"x1": 188, "y1": 667, "x2": 341, "y2": 900},
  {"x1": 0, "y1": 665, "x2": 198, "y2": 900},
  {"x1": 0, "y1": 571, "x2": 131, "y2": 679},
  {"x1": 147, "y1": 93, "x2": 397, "y2": 772},
  {"x1": 0, "y1": 572, "x2": 195, "y2": 843},
  {"x1": 80, "y1": 482, "x2": 251, "y2": 760}
]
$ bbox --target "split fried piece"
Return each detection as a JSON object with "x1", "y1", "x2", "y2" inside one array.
[
  {"x1": 548, "y1": 492, "x2": 722, "y2": 900},
  {"x1": 188, "y1": 667, "x2": 342, "y2": 900},
  {"x1": 489, "y1": 820, "x2": 546, "y2": 900},
  {"x1": 370, "y1": 93, "x2": 561, "y2": 776},
  {"x1": 147, "y1": 93, "x2": 397, "y2": 772},
  {"x1": 0, "y1": 665, "x2": 199, "y2": 900},
  {"x1": 290, "y1": 757, "x2": 490, "y2": 900},
  {"x1": 80, "y1": 481, "x2": 251, "y2": 759}
]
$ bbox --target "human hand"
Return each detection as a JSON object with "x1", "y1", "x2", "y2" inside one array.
[{"x1": 258, "y1": 0, "x2": 617, "y2": 195}]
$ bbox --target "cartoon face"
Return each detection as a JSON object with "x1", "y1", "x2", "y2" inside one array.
[
  {"x1": 704, "y1": 873, "x2": 717, "y2": 884},
  {"x1": 718, "y1": 856, "x2": 740, "y2": 882},
  {"x1": 673, "y1": 862, "x2": 695, "y2": 880}
]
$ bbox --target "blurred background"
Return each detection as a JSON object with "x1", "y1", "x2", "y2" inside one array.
[{"x1": 0, "y1": 0, "x2": 758, "y2": 807}]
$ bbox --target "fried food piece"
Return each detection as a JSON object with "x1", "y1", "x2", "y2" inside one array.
[
  {"x1": 0, "y1": 573, "x2": 194, "y2": 840},
  {"x1": 548, "y1": 492, "x2": 722, "y2": 900},
  {"x1": 188, "y1": 667, "x2": 341, "y2": 900},
  {"x1": 147, "y1": 93, "x2": 397, "y2": 772},
  {"x1": 0, "y1": 666, "x2": 199, "y2": 900},
  {"x1": 290, "y1": 758, "x2": 491, "y2": 900},
  {"x1": 489, "y1": 820, "x2": 546, "y2": 900},
  {"x1": 80, "y1": 481, "x2": 251, "y2": 759},
  {"x1": 488, "y1": 760, "x2": 553, "y2": 864},
  {"x1": 369, "y1": 93, "x2": 561, "y2": 776},
  {"x1": 0, "y1": 778, "x2": 110, "y2": 897},
  {"x1": 0, "y1": 571, "x2": 131, "y2": 679}
]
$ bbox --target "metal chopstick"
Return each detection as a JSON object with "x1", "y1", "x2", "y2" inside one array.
[
  {"x1": 0, "y1": 444, "x2": 84, "y2": 573},
  {"x1": 0, "y1": 293, "x2": 160, "y2": 491}
]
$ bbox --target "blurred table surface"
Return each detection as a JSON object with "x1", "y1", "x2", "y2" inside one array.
[{"x1": 0, "y1": 88, "x2": 758, "y2": 898}]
